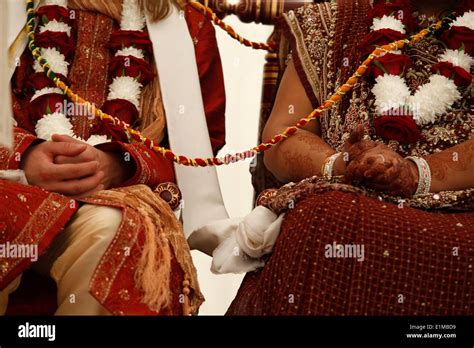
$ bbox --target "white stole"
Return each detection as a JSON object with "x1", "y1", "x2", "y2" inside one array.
[
  {"x1": 146, "y1": 6, "x2": 229, "y2": 237},
  {"x1": 6, "y1": 1, "x2": 229, "y2": 238}
]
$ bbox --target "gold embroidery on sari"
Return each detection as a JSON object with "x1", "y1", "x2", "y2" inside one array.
[{"x1": 281, "y1": 1, "x2": 473, "y2": 210}]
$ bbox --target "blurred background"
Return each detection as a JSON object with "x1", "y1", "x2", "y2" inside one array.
[{"x1": 191, "y1": 15, "x2": 273, "y2": 315}]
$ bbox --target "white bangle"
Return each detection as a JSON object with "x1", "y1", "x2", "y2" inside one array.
[
  {"x1": 322, "y1": 152, "x2": 341, "y2": 180},
  {"x1": 406, "y1": 156, "x2": 432, "y2": 196}
]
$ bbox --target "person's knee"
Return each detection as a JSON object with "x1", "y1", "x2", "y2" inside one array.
[
  {"x1": 49, "y1": 205, "x2": 123, "y2": 282},
  {"x1": 66, "y1": 204, "x2": 123, "y2": 247},
  {"x1": 79, "y1": 205, "x2": 122, "y2": 236}
]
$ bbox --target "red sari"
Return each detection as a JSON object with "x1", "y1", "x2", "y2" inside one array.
[
  {"x1": 0, "y1": 4, "x2": 225, "y2": 315},
  {"x1": 227, "y1": 0, "x2": 474, "y2": 315}
]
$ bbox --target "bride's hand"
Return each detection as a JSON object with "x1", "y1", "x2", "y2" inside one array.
[
  {"x1": 331, "y1": 125, "x2": 378, "y2": 176},
  {"x1": 343, "y1": 126, "x2": 419, "y2": 198}
]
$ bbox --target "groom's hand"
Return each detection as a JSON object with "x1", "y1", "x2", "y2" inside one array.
[
  {"x1": 52, "y1": 134, "x2": 128, "y2": 191},
  {"x1": 21, "y1": 140, "x2": 105, "y2": 197}
]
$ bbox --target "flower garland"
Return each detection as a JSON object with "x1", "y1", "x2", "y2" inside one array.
[
  {"x1": 31, "y1": 0, "x2": 88, "y2": 143},
  {"x1": 32, "y1": 0, "x2": 154, "y2": 145},
  {"x1": 361, "y1": 0, "x2": 474, "y2": 145},
  {"x1": 98, "y1": 0, "x2": 155, "y2": 143},
  {"x1": 26, "y1": 0, "x2": 456, "y2": 167}
]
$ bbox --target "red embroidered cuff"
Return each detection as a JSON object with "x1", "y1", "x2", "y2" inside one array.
[
  {"x1": 0, "y1": 128, "x2": 42, "y2": 170},
  {"x1": 95, "y1": 141, "x2": 176, "y2": 188}
]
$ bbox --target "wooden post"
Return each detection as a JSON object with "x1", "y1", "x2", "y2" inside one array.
[{"x1": 197, "y1": 0, "x2": 311, "y2": 24}]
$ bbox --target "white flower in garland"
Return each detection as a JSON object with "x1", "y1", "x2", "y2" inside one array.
[
  {"x1": 33, "y1": 47, "x2": 69, "y2": 76},
  {"x1": 439, "y1": 49, "x2": 474, "y2": 71},
  {"x1": 121, "y1": 0, "x2": 146, "y2": 31},
  {"x1": 107, "y1": 76, "x2": 143, "y2": 108},
  {"x1": 371, "y1": 15, "x2": 406, "y2": 34},
  {"x1": 36, "y1": 112, "x2": 109, "y2": 145},
  {"x1": 116, "y1": 47, "x2": 145, "y2": 60},
  {"x1": 35, "y1": 112, "x2": 74, "y2": 140},
  {"x1": 107, "y1": 0, "x2": 148, "y2": 113},
  {"x1": 409, "y1": 75, "x2": 461, "y2": 126},
  {"x1": 40, "y1": 20, "x2": 72, "y2": 36},
  {"x1": 32, "y1": 0, "x2": 153, "y2": 144},
  {"x1": 31, "y1": 0, "x2": 114, "y2": 145},
  {"x1": 450, "y1": 10, "x2": 474, "y2": 30},
  {"x1": 31, "y1": 87, "x2": 64, "y2": 101},
  {"x1": 369, "y1": 8, "x2": 473, "y2": 128},
  {"x1": 373, "y1": 68, "x2": 464, "y2": 126},
  {"x1": 44, "y1": 0, "x2": 68, "y2": 8},
  {"x1": 373, "y1": 75, "x2": 410, "y2": 113}
]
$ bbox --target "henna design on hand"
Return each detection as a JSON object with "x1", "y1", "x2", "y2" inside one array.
[{"x1": 343, "y1": 126, "x2": 418, "y2": 197}]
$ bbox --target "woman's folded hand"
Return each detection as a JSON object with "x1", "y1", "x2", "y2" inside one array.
[{"x1": 343, "y1": 125, "x2": 419, "y2": 198}]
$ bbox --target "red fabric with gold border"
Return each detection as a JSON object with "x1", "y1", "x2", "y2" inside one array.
[{"x1": 2, "y1": 4, "x2": 222, "y2": 315}]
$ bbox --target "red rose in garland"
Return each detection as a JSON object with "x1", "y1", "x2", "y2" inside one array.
[
  {"x1": 368, "y1": 53, "x2": 412, "y2": 78},
  {"x1": 101, "y1": 99, "x2": 139, "y2": 127},
  {"x1": 36, "y1": 5, "x2": 73, "y2": 25},
  {"x1": 102, "y1": 4, "x2": 156, "y2": 144},
  {"x1": 359, "y1": 29, "x2": 407, "y2": 57},
  {"x1": 95, "y1": 121, "x2": 130, "y2": 143},
  {"x1": 107, "y1": 30, "x2": 153, "y2": 54},
  {"x1": 369, "y1": 2, "x2": 414, "y2": 32},
  {"x1": 93, "y1": 104, "x2": 131, "y2": 142},
  {"x1": 26, "y1": 72, "x2": 69, "y2": 92},
  {"x1": 29, "y1": 93, "x2": 66, "y2": 122},
  {"x1": 109, "y1": 56, "x2": 156, "y2": 85},
  {"x1": 441, "y1": 26, "x2": 474, "y2": 56},
  {"x1": 29, "y1": 0, "x2": 160, "y2": 146},
  {"x1": 35, "y1": 31, "x2": 75, "y2": 58},
  {"x1": 432, "y1": 61, "x2": 473, "y2": 87},
  {"x1": 456, "y1": 0, "x2": 474, "y2": 16},
  {"x1": 96, "y1": 99, "x2": 137, "y2": 141},
  {"x1": 367, "y1": 4, "x2": 473, "y2": 140},
  {"x1": 374, "y1": 114, "x2": 422, "y2": 145},
  {"x1": 93, "y1": 114, "x2": 128, "y2": 143},
  {"x1": 369, "y1": 4, "x2": 392, "y2": 20}
]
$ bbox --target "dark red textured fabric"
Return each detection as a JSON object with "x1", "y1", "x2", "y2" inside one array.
[
  {"x1": 5, "y1": 271, "x2": 57, "y2": 316},
  {"x1": 227, "y1": 191, "x2": 474, "y2": 315}
]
